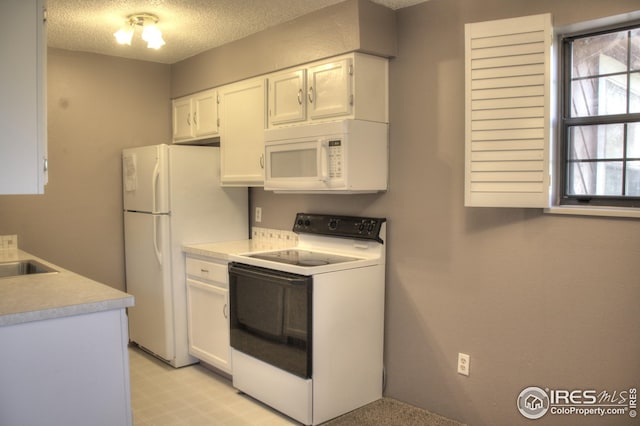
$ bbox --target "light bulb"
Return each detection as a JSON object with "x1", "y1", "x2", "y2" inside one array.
[
  {"x1": 114, "y1": 14, "x2": 165, "y2": 49},
  {"x1": 142, "y1": 25, "x2": 165, "y2": 49},
  {"x1": 114, "y1": 26, "x2": 134, "y2": 45}
]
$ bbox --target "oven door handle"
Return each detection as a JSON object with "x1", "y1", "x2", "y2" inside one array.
[{"x1": 229, "y1": 264, "x2": 309, "y2": 286}]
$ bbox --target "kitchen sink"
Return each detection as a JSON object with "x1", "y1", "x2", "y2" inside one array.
[{"x1": 0, "y1": 260, "x2": 58, "y2": 278}]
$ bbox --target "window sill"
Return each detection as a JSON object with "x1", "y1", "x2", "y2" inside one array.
[{"x1": 544, "y1": 205, "x2": 640, "y2": 219}]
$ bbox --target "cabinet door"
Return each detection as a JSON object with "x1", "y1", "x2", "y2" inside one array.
[
  {"x1": 219, "y1": 78, "x2": 266, "y2": 186},
  {"x1": 307, "y1": 58, "x2": 353, "y2": 120},
  {"x1": 0, "y1": 0, "x2": 47, "y2": 194},
  {"x1": 193, "y1": 89, "x2": 219, "y2": 137},
  {"x1": 186, "y1": 278, "x2": 230, "y2": 373},
  {"x1": 269, "y1": 69, "x2": 306, "y2": 126},
  {"x1": 172, "y1": 97, "x2": 193, "y2": 141}
]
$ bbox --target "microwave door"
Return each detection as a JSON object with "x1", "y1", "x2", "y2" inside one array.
[{"x1": 265, "y1": 139, "x2": 329, "y2": 190}]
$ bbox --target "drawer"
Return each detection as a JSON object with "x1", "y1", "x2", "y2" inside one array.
[{"x1": 186, "y1": 257, "x2": 228, "y2": 285}]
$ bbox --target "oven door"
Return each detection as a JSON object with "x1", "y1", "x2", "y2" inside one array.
[{"x1": 229, "y1": 262, "x2": 312, "y2": 379}]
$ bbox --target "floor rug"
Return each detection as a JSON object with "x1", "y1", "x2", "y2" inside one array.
[{"x1": 323, "y1": 398, "x2": 465, "y2": 426}]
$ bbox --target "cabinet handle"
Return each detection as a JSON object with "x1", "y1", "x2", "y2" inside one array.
[
  {"x1": 308, "y1": 86, "x2": 314, "y2": 103},
  {"x1": 223, "y1": 303, "x2": 228, "y2": 319},
  {"x1": 297, "y1": 89, "x2": 303, "y2": 105},
  {"x1": 193, "y1": 111, "x2": 198, "y2": 126},
  {"x1": 259, "y1": 154, "x2": 264, "y2": 169},
  {"x1": 187, "y1": 112, "x2": 191, "y2": 126},
  {"x1": 200, "y1": 268, "x2": 209, "y2": 273},
  {"x1": 43, "y1": 158, "x2": 48, "y2": 172}
]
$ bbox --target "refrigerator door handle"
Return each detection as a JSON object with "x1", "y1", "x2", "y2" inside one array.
[
  {"x1": 152, "y1": 158, "x2": 160, "y2": 213},
  {"x1": 153, "y1": 215, "x2": 162, "y2": 266}
]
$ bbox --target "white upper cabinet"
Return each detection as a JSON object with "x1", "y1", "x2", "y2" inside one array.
[
  {"x1": 0, "y1": 0, "x2": 47, "y2": 194},
  {"x1": 193, "y1": 90, "x2": 219, "y2": 136},
  {"x1": 172, "y1": 97, "x2": 193, "y2": 141},
  {"x1": 268, "y1": 69, "x2": 307, "y2": 125},
  {"x1": 175, "y1": 53, "x2": 387, "y2": 187},
  {"x1": 267, "y1": 53, "x2": 388, "y2": 128},
  {"x1": 172, "y1": 88, "x2": 219, "y2": 143},
  {"x1": 307, "y1": 58, "x2": 353, "y2": 120},
  {"x1": 219, "y1": 77, "x2": 266, "y2": 186}
]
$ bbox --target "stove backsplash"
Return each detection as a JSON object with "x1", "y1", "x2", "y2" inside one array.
[
  {"x1": 251, "y1": 227, "x2": 298, "y2": 250},
  {"x1": 0, "y1": 235, "x2": 18, "y2": 250}
]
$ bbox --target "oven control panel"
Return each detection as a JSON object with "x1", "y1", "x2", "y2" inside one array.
[{"x1": 293, "y1": 213, "x2": 386, "y2": 243}]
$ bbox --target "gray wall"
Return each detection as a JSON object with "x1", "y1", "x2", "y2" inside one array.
[
  {"x1": 0, "y1": 0, "x2": 638, "y2": 424},
  {"x1": 0, "y1": 49, "x2": 171, "y2": 291},
  {"x1": 384, "y1": 2, "x2": 639, "y2": 424}
]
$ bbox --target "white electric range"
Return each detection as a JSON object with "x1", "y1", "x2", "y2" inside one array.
[{"x1": 227, "y1": 213, "x2": 386, "y2": 425}]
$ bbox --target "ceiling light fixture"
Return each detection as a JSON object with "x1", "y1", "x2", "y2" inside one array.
[{"x1": 114, "y1": 13, "x2": 165, "y2": 49}]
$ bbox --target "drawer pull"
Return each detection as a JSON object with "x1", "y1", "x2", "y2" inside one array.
[{"x1": 200, "y1": 268, "x2": 209, "y2": 273}]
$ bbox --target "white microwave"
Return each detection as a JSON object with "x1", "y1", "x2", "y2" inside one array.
[{"x1": 264, "y1": 119, "x2": 388, "y2": 193}]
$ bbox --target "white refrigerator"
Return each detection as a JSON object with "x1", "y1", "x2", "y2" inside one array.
[{"x1": 122, "y1": 144, "x2": 248, "y2": 367}]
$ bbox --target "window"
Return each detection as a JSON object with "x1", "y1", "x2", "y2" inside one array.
[
  {"x1": 560, "y1": 24, "x2": 640, "y2": 208},
  {"x1": 464, "y1": 13, "x2": 640, "y2": 216}
]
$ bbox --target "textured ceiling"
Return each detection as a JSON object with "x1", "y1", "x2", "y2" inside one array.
[{"x1": 47, "y1": 0, "x2": 428, "y2": 64}]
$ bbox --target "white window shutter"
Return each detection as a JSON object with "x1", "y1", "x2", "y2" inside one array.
[{"x1": 465, "y1": 14, "x2": 552, "y2": 208}]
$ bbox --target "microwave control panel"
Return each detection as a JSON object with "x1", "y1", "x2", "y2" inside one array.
[{"x1": 328, "y1": 140, "x2": 343, "y2": 178}]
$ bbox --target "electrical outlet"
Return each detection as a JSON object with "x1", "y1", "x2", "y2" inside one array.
[
  {"x1": 255, "y1": 207, "x2": 262, "y2": 223},
  {"x1": 457, "y1": 353, "x2": 470, "y2": 376}
]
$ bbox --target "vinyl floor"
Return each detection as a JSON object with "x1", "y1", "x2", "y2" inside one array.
[
  {"x1": 129, "y1": 346, "x2": 298, "y2": 426},
  {"x1": 129, "y1": 346, "x2": 463, "y2": 426}
]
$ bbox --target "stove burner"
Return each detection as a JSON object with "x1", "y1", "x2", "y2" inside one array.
[{"x1": 248, "y1": 249, "x2": 359, "y2": 267}]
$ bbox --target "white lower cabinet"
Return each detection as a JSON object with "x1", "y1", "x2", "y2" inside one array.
[
  {"x1": 185, "y1": 256, "x2": 231, "y2": 373},
  {"x1": 0, "y1": 309, "x2": 132, "y2": 426}
]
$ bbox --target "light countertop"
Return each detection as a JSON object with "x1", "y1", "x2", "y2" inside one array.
[
  {"x1": 182, "y1": 240, "x2": 256, "y2": 261},
  {"x1": 183, "y1": 227, "x2": 299, "y2": 261},
  {"x1": 0, "y1": 250, "x2": 134, "y2": 327}
]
